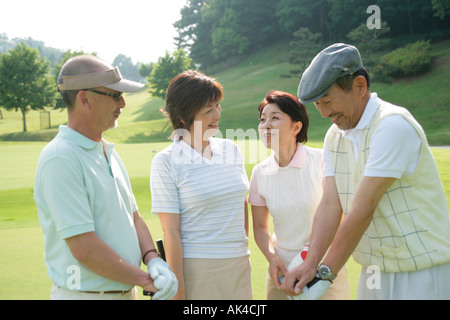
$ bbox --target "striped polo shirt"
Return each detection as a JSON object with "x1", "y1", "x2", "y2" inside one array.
[{"x1": 150, "y1": 137, "x2": 250, "y2": 259}]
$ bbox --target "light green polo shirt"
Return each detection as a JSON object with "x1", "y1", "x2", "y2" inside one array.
[{"x1": 34, "y1": 125, "x2": 141, "y2": 291}]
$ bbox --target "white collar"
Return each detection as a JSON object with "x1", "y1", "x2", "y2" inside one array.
[
  {"x1": 175, "y1": 136, "x2": 220, "y2": 163},
  {"x1": 342, "y1": 92, "x2": 379, "y2": 137}
]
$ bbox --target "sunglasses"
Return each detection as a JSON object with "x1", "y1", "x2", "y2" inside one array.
[{"x1": 84, "y1": 89, "x2": 123, "y2": 102}]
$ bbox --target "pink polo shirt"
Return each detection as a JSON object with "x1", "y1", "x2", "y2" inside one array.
[
  {"x1": 249, "y1": 143, "x2": 309, "y2": 206},
  {"x1": 249, "y1": 143, "x2": 324, "y2": 252}
]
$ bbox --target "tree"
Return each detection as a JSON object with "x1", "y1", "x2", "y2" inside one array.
[
  {"x1": 346, "y1": 21, "x2": 391, "y2": 61},
  {"x1": 229, "y1": 0, "x2": 279, "y2": 50},
  {"x1": 174, "y1": 0, "x2": 450, "y2": 70},
  {"x1": 139, "y1": 62, "x2": 154, "y2": 78},
  {"x1": 174, "y1": 0, "x2": 214, "y2": 68},
  {"x1": 148, "y1": 49, "x2": 196, "y2": 100},
  {"x1": 432, "y1": 0, "x2": 450, "y2": 19},
  {"x1": 0, "y1": 42, "x2": 55, "y2": 132},
  {"x1": 285, "y1": 27, "x2": 322, "y2": 78},
  {"x1": 328, "y1": 0, "x2": 372, "y2": 40},
  {"x1": 174, "y1": 0, "x2": 281, "y2": 69},
  {"x1": 210, "y1": 7, "x2": 249, "y2": 59},
  {"x1": 276, "y1": 0, "x2": 331, "y2": 39},
  {"x1": 112, "y1": 54, "x2": 141, "y2": 82},
  {"x1": 174, "y1": 0, "x2": 205, "y2": 51}
]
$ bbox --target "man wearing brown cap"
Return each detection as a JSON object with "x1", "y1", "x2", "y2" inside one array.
[
  {"x1": 34, "y1": 55, "x2": 177, "y2": 300},
  {"x1": 281, "y1": 43, "x2": 450, "y2": 299}
]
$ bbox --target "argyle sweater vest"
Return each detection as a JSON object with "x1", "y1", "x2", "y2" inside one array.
[{"x1": 325, "y1": 99, "x2": 450, "y2": 272}]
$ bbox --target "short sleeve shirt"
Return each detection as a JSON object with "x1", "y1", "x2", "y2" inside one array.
[
  {"x1": 150, "y1": 137, "x2": 250, "y2": 259},
  {"x1": 248, "y1": 144, "x2": 324, "y2": 251},
  {"x1": 323, "y1": 93, "x2": 421, "y2": 178},
  {"x1": 34, "y1": 126, "x2": 141, "y2": 291}
]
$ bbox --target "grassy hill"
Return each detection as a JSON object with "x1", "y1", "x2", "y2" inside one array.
[
  {"x1": 0, "y1": 40, "x2": 449, "y2": 300},
  {"x1": 0, "y1": 40, "x2": 449, "y2": 145}
]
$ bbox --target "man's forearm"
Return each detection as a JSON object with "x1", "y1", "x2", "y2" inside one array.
[
  {"x1": 306, "y1": 200, "x2": 342, "y2": 269},
  {"x1": 321, "y1": 206, "x2": 373, "y2": 273},
  {"x1": 66, "y1": 232, "x2": 154, "y2": 289},
  {"x1": 134, "y1": 211, "x2": 159, "y2": 265}
]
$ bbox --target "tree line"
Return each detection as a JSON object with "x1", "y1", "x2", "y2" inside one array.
[
  {"x1": 1, "y1": 1, "x2": 450, "y2": 132},
  {"x1": 174, "y1": 0, "x2": 450, "y2": 69},
  {"x1": 0, "y1": 42, "x2": 148, "y2": 132},
  {"x1": 0, "y1": 34, "x2": 146, "y2": 82},
  {"x1": 0, "y1": 33, "x2": 156, "y2": 132}
]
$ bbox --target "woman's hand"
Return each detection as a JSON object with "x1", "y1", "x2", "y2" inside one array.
[{"x1": 268, "y1": 254, "x2": 287, "y2": 288}]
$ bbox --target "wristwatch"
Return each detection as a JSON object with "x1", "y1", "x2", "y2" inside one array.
[{"x1": 317, "y1": 264, "x2": 337, "y2": 281}]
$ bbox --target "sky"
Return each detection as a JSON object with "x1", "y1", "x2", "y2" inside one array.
[{"x1": 0, "y1": 0, "x2": 188, "y2": 64}]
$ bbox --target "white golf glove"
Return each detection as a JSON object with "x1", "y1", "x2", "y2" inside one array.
[
  {"x1": 147, "y1": 257, "x2": 178, "y2": 300},
  {"x1": 297, "y1": 277, "x2": 332, "y2": 300},
  {"x1": 287, "y1": 245, "x2": 309, "y2": 270},
  {"x1": 280, "y1": 245, "x2": 332, "y2": 300}
]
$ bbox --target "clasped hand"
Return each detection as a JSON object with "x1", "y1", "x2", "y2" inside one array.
[
  {"x1": 280, "y1": 248, "x2": 331, "y2": 300},
  {"x1": 147, "y1": 257, "x2": 178, "y2": 300}
]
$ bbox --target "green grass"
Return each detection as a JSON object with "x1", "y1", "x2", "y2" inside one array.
[
  {"x1": 370, "y1": 41, "x2": 450, "y2": 145},
  {"x1": 433, "y1": 148, "x2": 450, "y2": 208},
  {"x1": 0, "y1": 142, "x2": 46, "y2": 191}
]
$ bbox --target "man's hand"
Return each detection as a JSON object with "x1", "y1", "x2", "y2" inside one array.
[
  {"x1": 280, "y1": 245, "x2": 318, "y2": 297},
  {"x1": 280, "y1": 244, "x2": 332, "y2": 300},
  {"x1": 281, "y1": 261, "x2": 317, "y2": 296},
  {"x1": 148, "y1": 257, "x2": 178, "y2": 300},
  {"x1": 141, "y1": 278, "x2": 158, "y2": 294}
]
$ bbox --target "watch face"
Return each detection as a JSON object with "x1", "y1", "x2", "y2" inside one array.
[
  {"x1": 319, "y1": 266, "x2": 330, "y2": 278},
  {"x1": 318, "y1": 265, "x2": 336, "y2": 280}
]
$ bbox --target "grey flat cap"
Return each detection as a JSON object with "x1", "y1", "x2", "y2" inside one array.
[{"x1": 297, "y1": 43, "x2": 363, "y2": 103}]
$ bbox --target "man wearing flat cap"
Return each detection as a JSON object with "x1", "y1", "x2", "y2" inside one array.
[
  {"x1": 281, "y1": 43, "x2": 450, "y2": 299},
  {"x1": 34, "y1": 55, "x2": 177, "y2": 300}
]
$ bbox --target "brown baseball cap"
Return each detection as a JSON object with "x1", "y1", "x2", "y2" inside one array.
[{"x1": 57, "y1": 67, "x2": 144, "y2": 93}]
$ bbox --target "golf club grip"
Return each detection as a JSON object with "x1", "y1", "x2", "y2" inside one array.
[
  {"x1": 156, "y1": 239, "x2": 166, "y2": 261},
  {"x1": 279, "y1": 275, "x2": 322, "y2": 288},
  {"x1": 306, "y1": 276, "x2": 321, "y2": 288},
  {"x1": 143, "y1": 239, "x2": 165, "y2": 297}
]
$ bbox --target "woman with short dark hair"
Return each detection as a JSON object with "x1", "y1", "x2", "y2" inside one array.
[
  {"x1": 150, "y1": 71, "x2": 252, "y2": 300},
  {"x1": 249, "y1": 90, "x2": 350, "y2": 300}
]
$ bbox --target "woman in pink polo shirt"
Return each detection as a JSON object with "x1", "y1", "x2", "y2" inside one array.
[{"x1": 249, "y1": 90, "x2": 350, "y2": 300}]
